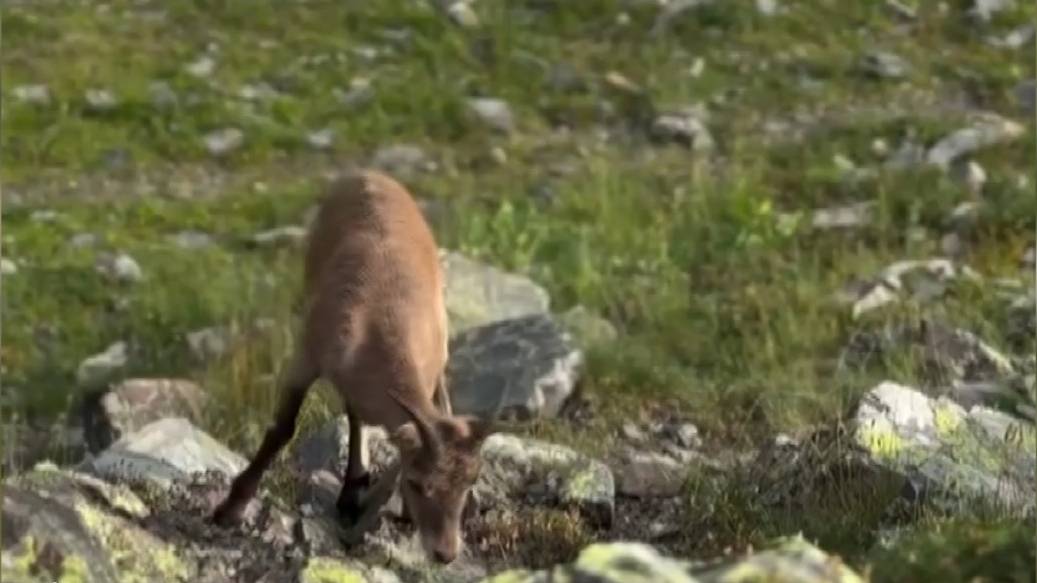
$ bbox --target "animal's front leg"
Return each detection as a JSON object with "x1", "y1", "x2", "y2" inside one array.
[{"x1": 336, "y1": 406, "x2": 371, "y2": 525}]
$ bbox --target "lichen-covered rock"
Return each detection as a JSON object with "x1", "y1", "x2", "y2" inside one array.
[
  {"x1": 1, "y1": 463, "x2": 192, "y2": 582},
  {"x1": 440, "y1": 251, "x2": 550, "y2": 336},
  {"x1": 80, "y1": 378, "x2": 209, "y2": 454},
  {"x1": 476, "y1": 434, "x2": 614, "y2": 528},
  {"x1": 81, "y1": 417, "x2": 246, "y2": 490},
  {"x1": 853, "y1": 382, "x2": 1035, "y2": 515},
  {"x1": 691, "y1": 535, "x2": 864, "y2": 583},
  {"x1": 838, "y1": 259, "x2": 979, "y2": 319},
  {"x1": 611, "y1": 449, "x2": 687, "y2": 498},
  {"x1": 479, "y1": 536, "x2": 863, "y2": 583},
  {"x1": 447, "y1": 314, "x2": 583, "y2": 420},
  {"x1": 298, "y1": 556, "x2": 398, "y2": 583}
]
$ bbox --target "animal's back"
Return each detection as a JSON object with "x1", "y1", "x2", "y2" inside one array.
[{"x1": 301, "y1": 170, "x2": 446, "y2": 410}]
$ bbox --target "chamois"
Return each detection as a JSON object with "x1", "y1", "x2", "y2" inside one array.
[{"x1": 211, "y1": 170, "x2": 494, "y2": 565}]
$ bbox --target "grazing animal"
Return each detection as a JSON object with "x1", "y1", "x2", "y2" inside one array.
[{"x1": 211, "y1": 169, "x2": 494, "y2": 565}]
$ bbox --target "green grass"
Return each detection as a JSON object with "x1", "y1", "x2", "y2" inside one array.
[{"x1": 2, "y1": 0, "x2": 1035, "y2": 580}]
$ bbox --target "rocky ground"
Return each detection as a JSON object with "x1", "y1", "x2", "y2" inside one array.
[{"x1": 3, "y1": 0, "x2": 1036, "y2": 581}]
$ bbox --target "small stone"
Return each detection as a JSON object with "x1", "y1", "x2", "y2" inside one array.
[
  {"x1": 559, "y1": 305, "x2": 618, "y2": 348},
  {"x1": 249, "y1": 225, "x2": 307, "y2": 247},
  {"x1": 237, "y1": 83, "x2": 277, "y2": 102},
  {"x1": 871, "y1": 138, "x2": 890, "y2": 157},
  {"x1": 185, "y1": 55, "x2": 216, "y2": 78},
  {"x1": 446, "y1": 1, "x2": 479, "y2": 28},
  {"x1": 306, "y1": 128, "x2": 335, "y2": 150},
  {"x1": 620, "y1": 422, "x2": 647, "y2": 442},
  {"x1": 885, "y1": 0, "x2": 917, "y2": 20},
  {"x1": 688, "y1": 57, "x2": 706, "y2": 78},
  {"x1": 604, "y1": 71, "x2": 642, "y2": 94},
  {"x1": 84, "y1": 88, "x2": 118, "y2": 112},
  {"x1": 96, "y1": 252, "x2": 144, "y2": 284},
  {"x1": 650, "y1": 106, "x2": 714, "y2": 152},
  {"x1": 148, "y1": 81, "x2": 178, "y2": 109},
  {"x1": 168, "y1": 230, "x2": 213, "y2": 250},
  {"x1": 755, "y1": 0, "x2": 779, "y2": 15},
  {"x1": 371, "y1": 144, "x2": 435, "y2": 177},
  {"x1": 12, "y1": 84, "x2": 51, "y2": 106},
  {"x1": 466, "y1": 97, "x2": 515, "y2": 133},
  {"x1": 489, "y1": 146, "x2": 508, "y2": 165},
  {"x1": 1014, "y1": 80, "x2": 1035, "y2": 115},
  {"x1": 969, "y1": 0, "x2": 1015, "y2": 22},
  {"x1": 69, "y1": 233, "x2": 99, "y2": 248},
  {"x1": 941, "y1": 232, "x2": 964, "y2": 257},
  {"x1": 668, "y1": 422, "x2": 701, "y2": 449},
  {"x1": 1, "y1": 258, "x2": 18, "y2": 276},
  {"x1": 811, "y1": 201, "x2": 874, "y2": 230},
  {"x1": 927, "y1": 114, "x2": 1024, "y2": 169},
  {"x1": 77, "y1": 341, "x2": 129, "y2": 387},
  {"x1": 988, "y1": 24, "x2": 1035, "y2": 49},
  {"x1": 203, "y1": 128, "x2": 244, "y2": 157},
  {"x1": 885, "y1": 141, "x2": 927, "y2": 170},
  {"x1": 612, "y1": 449, "x2": 686, "y2": 498},
  {"x1": 30, "y1": 209, "x2": 58, "y2": 222},
  {"x1": 950, "y1": 160, "x2": 987, "y2": 195},
  {"x1": 186, "y1": 327, "x2": 229, "y2": 361},
  {"x1": 335, "y1": 77, "x2": 375, "y2": 109},
  {"x1": 860, "y1": 51, "x2": 910, "y2": 80}
]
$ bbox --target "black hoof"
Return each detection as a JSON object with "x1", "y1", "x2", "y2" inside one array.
[{"x1": 336, "y1": 472, "x2": 372, "y2": 525}]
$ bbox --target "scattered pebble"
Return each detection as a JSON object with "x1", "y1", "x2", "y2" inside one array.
[
  {"x1": 30, "y1": 210, "x2": 58, "y2": 223},
  {"x1": 185, "y1": 55, "x2": 216, "y2": 78},
  {"x1": 250, "y1": 225, "x2": 307, "y2": 247},
  {"x1": 755, "y1": 0, "x2": 779, "y2": 15},
  {"x1": 203, "y1": 128, "x2": 244, "y2": 157},
  {"x1": 466, "y1": 97, "x2": 515, "y2": 133},
  {"x1": 811, "y1": 202, "x2": 874, "y2": 230},
  {"x1": 169, "y1": 231, "x2": 213, "y2": 250},
  {"x1": 96, "y1": 252, "x2": 144, "y2": 284},
  {"x1": 148, "y1": 81, "x2": 178, "y2": 109},
  {"x1": 76, "y1": 341, "x2": 129, "y2": 387},
  {"x1": 950, "y1": 160, "x2": 987, "y2": 195},
  {"x1": 84, "y1": 88, "x2": 118, "y2": 113},
  {"x1": 69, "y1": 233, "x2": 98, "y2": 248},
  {"x1": 186, "y1": 327, "x2": 229, "y2": 361},
  {"x1": 650, "y1": 106, "x2": 714, "y2": 152},
  {"x1": 988, "y1": 24, "x2": 1035, "y2": 49},
  {"x1": 668, "y1": 422, "x2": 701, "y2": 450},
  {"x1": 1, "y1": 258, "x2": 18, "y2": 276},
  {"x1": 446, "y1": 1, "x2": 480, "y2": 28},
  {"x1": 305, "y1": 128, "x2": 335, "y2": 150},
  {"x1": 860, "y1": 51, "x2": 910, "y2": 80},
  {"x1": 12, "y1": 84, "x2": 51, "y2": 106},
  {"x1": 334, "y1": 77, "x2": 375, "y2": 110},
  {"x1": 927, "y1": 114, "x2": 1024, "y2": 169},
  {"x1": 621, "y1": 422, "x2": 648, "y2": 443}
]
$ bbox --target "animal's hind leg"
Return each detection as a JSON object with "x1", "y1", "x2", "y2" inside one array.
[
  {"x1": 335, "y1": 404, "x2": 371, "y2": 525},
  {"x1": 212, "y1": 351, "x2": 317, "y2": 527}
]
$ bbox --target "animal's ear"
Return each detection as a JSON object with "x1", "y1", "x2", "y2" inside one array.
[{"x1": 390, "y1": 422, "x2": 423, "y2": 454}]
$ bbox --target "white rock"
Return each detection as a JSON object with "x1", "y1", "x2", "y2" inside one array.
[
  {"x1": 185, "y1": 55, "x2": 216, "y2": 78},
  {"x1": 96, "y1": 252, "x2": 143, "y2": 284},
  {"x1": 12, "y1": 84, "x2": 51, "y2": 106},
  {"x1": 950, "y1": 160, "x2": 987, "y2": 195},
  {"x1": 203, "y1": 128, "x2": 244, "y2": 157},
  {"x1": 306, "y1": 128, "x2": 335, "y2": 150},
  {"x1": 186, "y1": 327, "x2": 229, "y2": 361},
  {"x1": 82, "y1": 417, "x2": 246, "y2": 489},
  {"x1": 1, "y1": 258, "x2": 17, "y2": 276},
  {"x1": 250, "y1": 225, "x2": 307, "y2": 247},
  {"x1": 446, "y1": 2, "x2": 480, "y2": 28},
  {"x1": 168, "y1": 230, "x2": 213, "y2": 250},
  {"x1": 811, "y1": 202, "x2": 874, "y2": 230},
  {"x1": 466, "y1": 97, "x2": 515, "y2": 133},
  {"x1": 77, "y1": 341, "x2": 129, "y2": 387},
  {"x1": 612, "y1": 449, "x2": 686, "y2": 498},
  {"x1": 84, "y1": 89, "x2": 118, "y2": 112},
  {"x1": 927, "y1": 114, "x2": 1024, "y2": 169}
]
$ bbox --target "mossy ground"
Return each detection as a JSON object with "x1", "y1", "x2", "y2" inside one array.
[{"x1": 3, "y1": 1, "x2": 1034, "y2": 581}]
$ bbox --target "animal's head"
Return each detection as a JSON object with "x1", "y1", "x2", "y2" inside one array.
[{"x1": 390, "y1": 409, "x2": 494, "y2": 564}]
